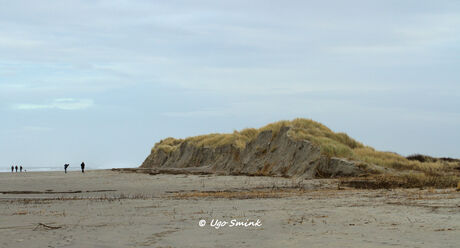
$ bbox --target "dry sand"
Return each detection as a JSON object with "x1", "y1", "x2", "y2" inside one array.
[{"x1": 0, "y1": 170, "x2": 459, "y2": 248}]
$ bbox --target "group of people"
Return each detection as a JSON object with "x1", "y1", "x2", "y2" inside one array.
[
  {"x1": 64, "y1": 162, "x2": 86, "y2": 173},
  {"x1": 9, "y1": 162, "x2": 86, "y2": 173},
  {"x1": 11, "y1": 165, "x2": 24, "y2": 173}
]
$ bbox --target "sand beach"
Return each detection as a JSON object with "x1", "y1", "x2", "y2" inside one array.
[{"x1": 0, "y1": 170, "x2": 459, "y2": 248}]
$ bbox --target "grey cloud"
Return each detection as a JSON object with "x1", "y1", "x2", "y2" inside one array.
[{"x1": 13, "y1": 98, "x2": 94, "y2": 110}]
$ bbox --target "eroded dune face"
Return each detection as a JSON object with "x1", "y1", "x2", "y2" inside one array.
[{"x1": 141, "y1": 126, "x2": 366, "y2": 179}]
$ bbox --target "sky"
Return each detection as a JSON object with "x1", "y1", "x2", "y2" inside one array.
[{"x1": 1, "y1": 0, "x2": 459, "y2": 171}]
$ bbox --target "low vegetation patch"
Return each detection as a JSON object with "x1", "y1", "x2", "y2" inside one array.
[{"x1": 341, "y1": 173, "x2": 460, "y2": 189}]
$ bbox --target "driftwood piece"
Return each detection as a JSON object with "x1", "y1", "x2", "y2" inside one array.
[{"x1": 33, "y1": 223, "x2": 62, "y2": 231}]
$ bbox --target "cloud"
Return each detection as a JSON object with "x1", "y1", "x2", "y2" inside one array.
[
  {"x1": 0, "y1": 36, "x2": 42, "y2": 48},
  {"x1": 14, "y1": 98, "x2": 94, "y2": 110}
]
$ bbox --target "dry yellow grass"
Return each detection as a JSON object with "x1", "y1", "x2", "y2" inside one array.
[
  {"x1": 152, "y1": 128, "x2": 259, "y2": 153},
  {"x1": 152, "y1": 118, "x2": 361, "y2": 156},
  {"x1": 457, "y1": 181, "x2": 460, "y2": 191},
  {"x1": 351, "y1": 147, "x2": 452, "y2": 173}
]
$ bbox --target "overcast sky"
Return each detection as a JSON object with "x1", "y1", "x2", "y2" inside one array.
[{"x1": 1, "y1": 0, "x2": 459, "y2": 170}]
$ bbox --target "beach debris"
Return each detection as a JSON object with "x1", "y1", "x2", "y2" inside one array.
[{"x1": 33, "y1": 223, "x2": 62, "y2": 231}]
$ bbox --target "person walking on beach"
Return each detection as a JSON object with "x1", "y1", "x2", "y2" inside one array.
[
  {"x1": 64, "y1": 164, "x2": 69, "y2": 173},
  {"x1": 81, "y1": 162, "x2": 85, "y2": 173},
  {"x1": 20, "y1": 166, "x2": 23, "y2": 172},
  {"x1": 11, "y1": 165, "x2": 14, "y2": 173},
  {"x1": 15, "y1": 165, "x2": 18, "y2": 172}
]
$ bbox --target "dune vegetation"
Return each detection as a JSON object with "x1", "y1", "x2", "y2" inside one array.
[
  {"x1": 151, "y1": 118, "x2": 460, "y2": 188},
  {"x1": 152, "y1": 118, "x2": 362, "y2": 155}
]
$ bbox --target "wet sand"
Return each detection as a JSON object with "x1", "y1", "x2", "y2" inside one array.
[{"x1": 0, "y1": 170, "x2": 459, "y2": 248}]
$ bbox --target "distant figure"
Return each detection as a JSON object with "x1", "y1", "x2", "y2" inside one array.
[
  {"x1": 81, "y1": 162, "x2": 85, "y2": 173},
  {"x1": 15, "y1": 165, "x2": 18, "y2": 172},
  {"x1": 11, "y1": 165, "x2": 14, "y2": 173},
  {"x1": 64, "y1": 164, "x2": 69, "y2": 173},
  {"x1": 20, "y1": 166, "x2": 23, "y2": 172}
]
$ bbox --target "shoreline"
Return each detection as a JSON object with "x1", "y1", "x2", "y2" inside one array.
[{"x1": 0, "y1": 168, "x2": 128, "y2": 174}]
